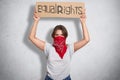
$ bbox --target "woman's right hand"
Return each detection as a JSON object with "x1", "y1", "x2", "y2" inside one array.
[
  {"x1": 80, "y1": 9, "x2": 86, "y2": 23},
  {"x1": 33, "y1": 10, "x2": 40, "y2": 22}
]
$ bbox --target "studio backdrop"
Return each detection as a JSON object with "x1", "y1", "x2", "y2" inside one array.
[{"x1": 0, "y1": 0, "x2": 120, "y2": 80}]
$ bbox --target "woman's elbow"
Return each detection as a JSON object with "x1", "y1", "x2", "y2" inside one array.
[
  {"x1": 85, "y1": 38, "x2": 90, "y2": 43},
  {"x1": 86, "y1": 39, "x2": 90, "y2": 43},
  {"x1": 28, "y1": 35, "x2": 35, "y2": 41}
]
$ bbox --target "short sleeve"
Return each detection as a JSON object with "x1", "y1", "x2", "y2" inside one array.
[
  {"x1": 44, "y1": 42, "x2": 52, "y2": 56},
  {"x1": 68, "y1": 43, "x2": 74, "y2": 56}
]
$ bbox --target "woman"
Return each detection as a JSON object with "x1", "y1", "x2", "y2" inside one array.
[{"x1": 29, "y1": 8, "x2": 90, "y2": 80}]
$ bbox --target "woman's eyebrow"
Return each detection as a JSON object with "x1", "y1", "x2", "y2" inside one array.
[{"x1": 55, "y1": 34, "x2": 63, "y2": 35}]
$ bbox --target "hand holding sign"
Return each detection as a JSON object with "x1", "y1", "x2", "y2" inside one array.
[
  {"x1": 80, "y1": 9, "x2": 86, "y2": 23},
  {"x1": 33, "y1": 8, "x2": 40, "y2": 21}
]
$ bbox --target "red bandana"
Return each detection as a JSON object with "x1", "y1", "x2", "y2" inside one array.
[{"x1": 53, "y1": 36, "x2": 67, "y2": 59}]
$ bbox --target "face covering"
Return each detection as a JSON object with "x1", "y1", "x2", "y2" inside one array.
[{"x1": 53, "y1": 36, "x2": 67, "y2": 59}]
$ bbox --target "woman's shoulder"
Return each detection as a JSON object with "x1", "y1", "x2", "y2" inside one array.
[
  {"x1": 67, "y1": 43, "x2": 74, "y2": 49},
  {"x1": 45, "y1": 42, "x2": 53, "y2": 48},
  {"x1": 67, "y1": 43, "x2": 74, "y2": 46}
]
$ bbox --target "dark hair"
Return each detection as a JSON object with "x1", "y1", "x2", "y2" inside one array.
[{"x1": 52, "y1": 25, "x2": 68, "y2": 38}]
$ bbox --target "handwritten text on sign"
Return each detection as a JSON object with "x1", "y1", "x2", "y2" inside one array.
[{"x1": 36, "y1": 2, "x2": 85, "y2": 18}]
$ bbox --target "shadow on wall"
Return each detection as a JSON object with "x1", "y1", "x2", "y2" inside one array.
[
  {"x1": 74, "y1": 19, "x2": 82, "y2": 41},
  {"x1": 23, "y1": 5, "x2": 82, "y2": 80},
  {"x1": 46, "y1": 28, "x2": 53, "y2": 43},
  {"x1": 23, "y1": 5, "x2": 47, "y2": 80}
]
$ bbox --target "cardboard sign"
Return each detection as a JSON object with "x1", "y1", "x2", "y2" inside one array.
[{"x1": 36, "y1": 2, "x2": 85, "y2": 18}]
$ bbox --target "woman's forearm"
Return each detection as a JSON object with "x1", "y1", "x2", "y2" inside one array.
[
  {"x1": 74, "y1": 9, "x2": 90, "y2": 51},
  {"x1": 28, "y1": 11, "x2": 45, "y2": 51},
  {"x1": 81, "y1": 21, "x2": 90, "y2": 42},
  {"x1": 29, "y1": 20, "x2": 39, "y2": 39}
]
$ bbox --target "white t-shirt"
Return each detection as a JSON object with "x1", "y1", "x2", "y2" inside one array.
[{"x1": 44, "y1": 42, "x2": 74, "y2": 80}]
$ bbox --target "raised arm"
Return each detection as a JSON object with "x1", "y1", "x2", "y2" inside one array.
[
  {"x1": 28, "y1": 10, "x2": 45, "y2": 51},
  {"x1": 74, "y1": 9, "x2": 90, "y2": 52}
]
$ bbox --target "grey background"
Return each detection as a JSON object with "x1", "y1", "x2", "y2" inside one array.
[{"x1": 0, "y1": 0, "x2": 120, "y2": 80}]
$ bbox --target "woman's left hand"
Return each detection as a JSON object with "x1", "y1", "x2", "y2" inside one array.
[{"x1": 80, "y1": 9, "x2": 86, "y2": 23}]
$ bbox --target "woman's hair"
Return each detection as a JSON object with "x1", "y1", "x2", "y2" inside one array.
[{"x1": 52, "y1": 25, "x2": 68, "y2": 38}]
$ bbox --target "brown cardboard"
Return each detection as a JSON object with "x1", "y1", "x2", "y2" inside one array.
[{"x1": 36, "y1": 2, "x2": 85, "y2": 18}]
